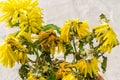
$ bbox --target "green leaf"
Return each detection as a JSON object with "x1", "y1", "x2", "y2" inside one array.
[
  {"x1": 99, "y1": 14, "x2": 109, "y2": 23},
  {"x1": 101, "y1": 56, "x2": 107, "y2": 73},
  {"x1": 48, "y1": 75, "x2": 57, "y2": 80},
  {"x1": 42, "y1": 24, "x2": 60, "y2": 34},
  {"x1": 65, "y1": 43, "x2": 74, "y2": 56}
]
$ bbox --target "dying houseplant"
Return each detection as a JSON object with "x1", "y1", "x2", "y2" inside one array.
[{"x1": 0, "y1": 0, "x2": 119, "y2": 80}]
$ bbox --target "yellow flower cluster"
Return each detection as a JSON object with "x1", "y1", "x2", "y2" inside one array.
[
  {"x1": 0, "y1": 35, "x2": 28, "y2": 68},
  {"x1": 60, "y1": 18, "x2": 90, "y2": 43},
  {"x1": 0, "y1": 0, "x2": 119, "y2": 79},
  {"x1": 75, "y1": 58, "x2": 100, "y2": 78},
  {"x1": 27, "y1": 71, "x2": 46, "y2": 80},
  {"x1": 93, "y1": 23, "x2": 118, "y2": 53},
  {"x1": 0, "y1": 0, "x2": 43, "y2": 34}
]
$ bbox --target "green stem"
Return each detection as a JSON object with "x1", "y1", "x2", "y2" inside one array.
[
  {"x1": 70, "y1": 26, "x2": 77, "y2": 63},
  {"x1": 72, "y1": 36, "x2": 77, "y2": 63},
  {"x1": 34, "y1": 48, "x2": 39, "y2": 58}
]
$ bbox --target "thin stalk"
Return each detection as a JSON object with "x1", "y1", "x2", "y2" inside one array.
[
  {"x1": 72, "y1": 36, "x2": 77, "y2": 62},
  {"x1": 70, "y1": 26, "x2": 77, "y2": 62},
  {"x1": 34, "y1": 48, "x2": 39, "y2": 58}
]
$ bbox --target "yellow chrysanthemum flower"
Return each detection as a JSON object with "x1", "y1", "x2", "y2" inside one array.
[
  {"x1": 0, "y1": 0, "x2": 43, "y2": 33},
  {"x1": 0, "y1": 42, "x2": 17, "y2": 68},
  {"x1": 19, "y1": 7, "x2": 43, "y2": 34},
  {"x1": 72, "y1": 18, "x2": 90, "y2": 38},
  {"x1": 60, "y1": 18, "x2": 90, "y2": 43},
  {"x1": 0, "y1": 0, "x2": 38, "y2": 24},
  {"x1": 75, "y1": 58, "x2": 100, "y2": 78},
  {"x1": 38, "y1": 29, "x2": 60, "y2": 55},
  {"x1": 62, "y1": 73, "x2": 77, "y2": 80},
  {"x1": 5, "y1": 34, "x2": 26, "y2": 51},
  {"x1": 15, "y1": 50, "x2": 28, "y2": 64},
  {"x1": 55, "y1": 61, "x2": 73, "y2": 79},
  {"x1": 6, "y1": 35, "x2": 28, "y2": 63},
  {"x1": 27, "y1": 71, "x2": 46, "y2": 80},
  {"x1": 93, "y1": 23, "x2": 118, "y2": 53},
  {"x1": 0, "y1": 34, "x2": 28, "y2": 67},
  {"x1": 60, "y1": 20, "x2": 71, "y2": 43}
]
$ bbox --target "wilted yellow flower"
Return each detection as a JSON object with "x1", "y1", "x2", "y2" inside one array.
[
  {"x1": 38, "y1": 29, "x2": 60, "y2": 55},
  {"x1": 5, "y1": 35, "x2": 26, "y2": 51},
  {"x1": 60, "y1": 20, "x2": 71, "y2": 43},
  {"x1": 0, "y1": 34, "x2": 28, "y2": 68},
  {"x1": 0, "y1": 42, "x2": 17, "y2": 68},
  {"x1": 55, "y1": 61, "x2": 73, "y2": 79},
  {"x1": 27, "y1": 71, "x2": 46, "y2": 80},
  {"x1": 72, "y1": 19, "x2": 90, "y2": 38},
  {"x1": 6, "y1": 35, "x2": 28, "y2": 63},
  {"x1": 0, "y1": 0, "x2": 43, "y2": 33},
  {"x1": 57, "y1": 41, "x2": 66, "y2": 53},
  {"x1": 75, "y1": 58, "x2": 100, "y2": 78},
  {"x1": 60, "y1": 19, "x2": 90, "y2": 43},
  {"x1": 62, "y1": 73, "x2": 77, "y2": 80},
  {"x1": 15, "y1": 51, "x2": 28, "y2": 64},
  {"x1": 93, "y1": 23, "x2": 118, "y2": 53}
]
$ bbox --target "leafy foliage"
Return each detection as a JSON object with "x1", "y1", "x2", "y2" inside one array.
[
  {"x1": 101, "y1": 56, "x2": 107, "y2": 73},
  {"x1": 19, "y1": 64, "x2": 30, "y2": 80},
  {"x1": 43, "y1": 24, "x2": 60, "y2": 34}
]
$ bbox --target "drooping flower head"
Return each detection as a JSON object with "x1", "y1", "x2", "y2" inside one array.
[
  {"x1": 60, "y1": 18, "x2": 90, "y2": 43},
  {"x1": 93, "y1": 23, "x2": 119, "y2": 53},
  {"x1": 0, "y1": 34, "x2": 28, "y2": 68},
  {"x1": 72, "y1": 18, "x2": 90, "y2": 38},
  {"x1": 60, "y1": 20, "x2": 71, "y2": 43},
  {"x1": 75, "y1": 58, "x2": 100, "y2": 78},
  {"x1": 55, "y1": 61, "x2": 73, "y2": 79},
  {"x1": 38, "y1": 29, "x2": 60, "y2": 55},
  {"x1": 0, "y1": 42, "x2": 16, "y2": 68}
]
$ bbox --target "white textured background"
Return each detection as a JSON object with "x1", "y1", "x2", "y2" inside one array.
[{"x1": 0, "y1": 0, "x2": 120, "y2": 80}]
